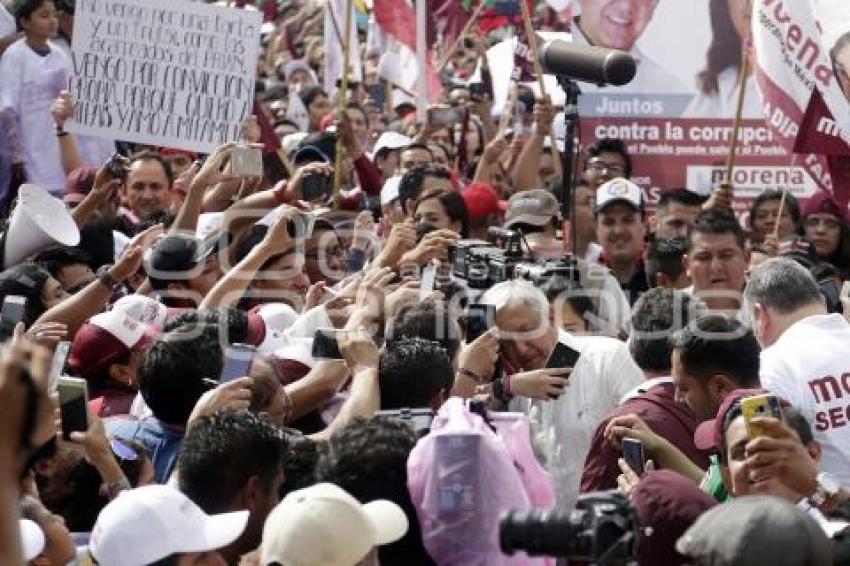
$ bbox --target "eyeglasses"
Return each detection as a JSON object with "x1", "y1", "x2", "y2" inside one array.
[
  {"x1": 804, "y1": 217, "x2": 841, "y2": 230},
  {"x1": 586, "y1": 160, "x2": 626, "y2": 176}
]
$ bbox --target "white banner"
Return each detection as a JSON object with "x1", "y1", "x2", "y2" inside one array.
[
  {"x1": 67, "y1": 0, "x2": 261, "y2": 153},
  {"x1": 323, "y1": 0, "x2": 363, "y2": 96}
]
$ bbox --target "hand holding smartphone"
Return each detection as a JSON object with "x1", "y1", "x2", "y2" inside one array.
[
  {"x1": 622, "y1": 438, "x2": 646, "y2": 477},
  {"x1": 57, "y1": 376, "x2": 89, "y2": 441},
  {"x1": 312, "y1": 328, "x2": 343, "y2": 360},
  {"x1": 220, "y1": 344, "x2": 257, "y2": 383},
  {"x1": 0, "y1": 295, "x2": 27, "y2": 342},
  {"x1": 740, "y1": 394, "x2": 783, "y2": 438},
  {"x1": 546, "y1": 342, "x2": 580, "y2": 370}
]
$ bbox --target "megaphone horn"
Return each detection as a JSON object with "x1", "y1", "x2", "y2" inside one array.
[{"x1": 2, "y1": 184, "x2": 81, "y2": 269}]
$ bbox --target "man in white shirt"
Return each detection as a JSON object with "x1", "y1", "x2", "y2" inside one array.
[
  {"x1": 572, "y1": 0, "x2": 689, "y2": 94},
  {"x1": 481, "y1": 280, "x2": 643, "y2": 508},
  {"x1": 746, "y1": 257, "x2": 850, "y2": 486}
]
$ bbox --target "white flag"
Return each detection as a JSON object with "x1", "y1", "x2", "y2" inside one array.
[
  {"x1": 324, "y1": 0, "x2": 363, "y2": 96},
  {"x1": 377, "y1": 38, "x2": 419, "y2": 92},
  {"x1": 286, "y1": 89, "x2": 310, "y2": 132}
]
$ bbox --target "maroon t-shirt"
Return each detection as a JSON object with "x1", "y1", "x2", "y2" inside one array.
[{"x1": 580, "y1": 381, "x2": 710, "y2": 493}]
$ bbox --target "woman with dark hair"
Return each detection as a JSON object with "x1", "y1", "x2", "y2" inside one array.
[
  {"x1": 0, "y1": 263, "x2": 67, "y2": 327},
  {"x1": 801, "y1": 191, "x2": 850, "y2": 279},
  {"x1": 686, "y1": 0, "x2": 762, "y2": 118},
  {"x1": 748, "y1": 189, "x2": 801, "y2": 244},
  {"x1": 410, "y1": 187, "x2": 469, "y2": 238}
]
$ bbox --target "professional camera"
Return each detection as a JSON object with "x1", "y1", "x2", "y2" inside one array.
[{"x1": 500, "y1": 491, "x2": 638, "y2": 565}]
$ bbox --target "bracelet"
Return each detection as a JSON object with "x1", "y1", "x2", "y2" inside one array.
[
  {"x1": 98, "y1": 270, "x2": 119, "y2": 290},
  {"x1": 504, "y1": 373, "x2": 513, "y2": 396},
  {"x1": 56, "y1": 130, "x2": 69, "y2": 138},
  {"x1": 457, "y1": 367, "x2": 486, "y2": 383},
  {"x1": 492, "y1": 375, "x2": 513, "y2": 403}
]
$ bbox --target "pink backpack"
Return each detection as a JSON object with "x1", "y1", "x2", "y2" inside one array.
[{"x1": 407, "y1": 398, "x2": 554, "y2": 565}]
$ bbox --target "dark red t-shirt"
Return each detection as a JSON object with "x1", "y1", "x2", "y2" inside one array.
[{"x1": 580, "y1": 381, "x2": 710, "y2": 493}]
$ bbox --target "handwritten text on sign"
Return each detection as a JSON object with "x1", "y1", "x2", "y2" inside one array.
[{"x1": 67, "y1": 0, "x2": 261, "y2": 152}]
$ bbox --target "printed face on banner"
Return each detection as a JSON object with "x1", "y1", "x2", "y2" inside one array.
[
  {"x1": 575, "y1": 0, "x2": 659, "y2": 51},
  {"x1": 66, "y1": 0, "x2": 261, "y2": 153},
  {"x1": 831, "y1": 33, "x2": 850, "y2": 103}
]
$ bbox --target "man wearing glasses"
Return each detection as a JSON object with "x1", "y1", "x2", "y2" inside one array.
[{"x1": 583, "y1": 137, "x2": 632, "y2": 190}]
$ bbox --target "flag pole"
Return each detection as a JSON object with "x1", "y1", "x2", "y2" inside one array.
[
  {"x1": 725, "y1": 50, "x2": 750, "y2": 184},
  {"x1": 518, "y1": 0, "x2": 562, "y2": 176},
  {"x1": 436, "y1": 0, "x2": 489, "y2": 72},
  {"x1": 332, "y1": 0, "x2": 356, "y2": 210},
  {"x1": 415, "y1": 0, "x2": 428, "y2": 122}
]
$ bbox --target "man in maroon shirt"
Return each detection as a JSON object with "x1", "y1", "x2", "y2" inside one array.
[{"x1": 580, "y1": 288, "x2": 710, "y2": 491}]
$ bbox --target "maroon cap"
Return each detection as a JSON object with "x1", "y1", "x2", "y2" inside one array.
[
  {"x1": 68, "y1": 311, "x2": 160, "y2": 378},
  {"x1": 632, "y1": 469, "x2": 717, "y2": 566},
  {"x1": 245, "y1": 310, "x2": 267, "y2": 347},
  {"x1": 461, "y1": 182, "x2": 507, "y2": 220},
  {"x1": 64, "y1": 166, "x2": 98, "y2": 205},
  {"x1": 802, "y1": 191, "x2": 847, "y2": 222},
  {"x1": 693, "y1": 388, "x2": 767, "y2": 452}
]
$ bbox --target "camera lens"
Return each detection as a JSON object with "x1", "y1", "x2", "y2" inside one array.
[{"x1": 499, "y1": 509, "x2": 586, "y2": 558}]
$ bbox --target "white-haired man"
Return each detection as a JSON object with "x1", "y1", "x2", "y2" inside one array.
[
  {"x1": 746, "y1": 257, "x2": 850, "y2": 490},
  {"x1": 480, "y1": 280, "x2": 643, "y2": 508}
]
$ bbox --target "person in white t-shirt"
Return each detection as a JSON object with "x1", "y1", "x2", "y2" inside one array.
[
  {"x1": 746, "y1": 257, "x2": 850, "y2": 486},
  {"x1": 481, "y1": 279, "x2": 643, "y2": 508},
  {"x1": 0, "y1": 0, "x2": 69, "y2": 196}
]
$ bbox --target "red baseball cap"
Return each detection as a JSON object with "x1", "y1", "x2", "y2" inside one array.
[
  {"x1": 157, "y1": 147, "x2": 198, "y2": 159},
  {"x1": 693, "y1": 388, "x2": 768, "y2": 452},
  {"x1": 64, "y1": 166, "x2": 98, "y2": 205},
  {"x1": 68, "y1": 311, "x2": 160, "y2": 378},
  {"x1": 802, "y1": 190, "x2": 847, "y2": 222},
  {"x1": 461, "y1": 182, "x2": 506, "y2": 220}
]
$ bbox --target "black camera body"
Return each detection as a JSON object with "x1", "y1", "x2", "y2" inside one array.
[{"x1": 500, "y1": 491, "x2": 638, "y2": 565}]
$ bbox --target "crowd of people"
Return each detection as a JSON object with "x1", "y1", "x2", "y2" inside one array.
[{"x1": 3, "y1": 0, "x2": 850, "y2": 564}]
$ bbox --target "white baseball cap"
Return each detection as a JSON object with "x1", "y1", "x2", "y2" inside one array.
[
  {"x1": 20, "y1": 519, "x2": 45, "y2": 561},
  {"x1": 253, "y1": 302, "x2": 299, "y2": 356},
  {"x1": 370, "y1": 132, "x2": 412, "y2": 160},
  {"x1": 111, "y1": 295, "x2": 185, "y2": 328},
  {"x1": 260, "y1": 483, "x2": 408, "y2": 566},
  {"x1": 89, "y1": 485, "x2": 249, "y2": 566},
  {"x1": 595, "y1": 177, "x2": 643, "y2": 213}
]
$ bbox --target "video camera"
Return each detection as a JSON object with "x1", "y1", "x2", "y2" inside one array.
[
  {"x1": 500, "y1": 491, "x2": 638, "y2": 565},
  {"x1": 451, "y1": 228, "x2": 582, "y2": 291}
]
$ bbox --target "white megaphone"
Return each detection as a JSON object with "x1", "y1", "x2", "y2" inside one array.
[{"x1": 2, "y1": 184, "x2": 80, "y2": 269}]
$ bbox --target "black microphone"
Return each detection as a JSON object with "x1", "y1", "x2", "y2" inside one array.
[{"x1": 538, "y1": 40, "x2": 637, "y2": 86}]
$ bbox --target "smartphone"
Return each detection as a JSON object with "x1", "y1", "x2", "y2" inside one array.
[
  {"x1": 301, "y1": 172, "x2": 333, "y2": 202},
  {"x1": 465, "y1": 304, "x2": 495, "y2": 342},
  {"x1": 231, "y1": 144, "x2": 264, "y2": 177},
  {"x1": 49, "y1": 341, "x2": 72, "y2": 395},
  {"x1": 428, "y1": 106, "x2": 462, "y2": 128},
  {"x1": 741, "y1": 394, "x2": 783, "y2": 438},
  {"x1": 57, "y1": 376, "x2": 89, "y2": 441},
  {"x1": 546, "y1": 342, "x2": 581, "y2": 370},
  {"x1": 366, "y1": 83, "x2": 386, "y2": 109},
  {"x1": 469, "y1": 82, "x2": 487, "y2": 102},
  {"x1": 2, "y1": 295, "x2": 27, "y2": 326},
  {"x1": 622, "y1": 438, "x2": 646, "y2": 476},
  {"x1": 435, "y1": 433, "x2": 479, "y2": 514},
  {"x1": 220, "y1": 343, "x2": 256, "y2": 383},
  {"x1": 106, "y1": 152, "x2": 127, "y2": 179},
  {"x1": 312, "y1": 328, "x2": 343, "y2": 360},
  {"x1": 420, "y1": 263, "x2": 438, "y2": 301}
]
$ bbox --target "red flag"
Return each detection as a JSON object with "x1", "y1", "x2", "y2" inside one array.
[{"x1": 373, "y1": 0, "x2": 443, "y2": 102}]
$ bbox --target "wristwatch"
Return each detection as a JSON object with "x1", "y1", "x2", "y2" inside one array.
[{"x1": 810, "y1": 472, "x2": 841, "y2": 507}]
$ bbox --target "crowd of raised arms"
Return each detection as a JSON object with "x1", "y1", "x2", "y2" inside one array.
[{"x1": 2, "y1": 0, "x2": 850, "y2": 565}]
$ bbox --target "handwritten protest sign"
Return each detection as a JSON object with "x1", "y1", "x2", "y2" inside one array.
[{"x1": 67, "y1": 0, "x2": 261, "y2": 153}]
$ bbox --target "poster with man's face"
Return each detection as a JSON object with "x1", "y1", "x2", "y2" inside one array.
[{"x1": 566, "y1": 0, "x2": 843, "y2": 215}]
